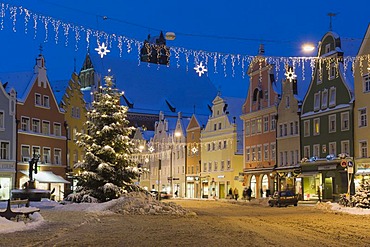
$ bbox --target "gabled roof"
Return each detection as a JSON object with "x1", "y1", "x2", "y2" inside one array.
[{"x1": 87, "y1": 53, "x2": 217, "y2": 118}]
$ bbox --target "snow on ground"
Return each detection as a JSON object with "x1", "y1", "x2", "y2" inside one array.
[{"x1": 1, "y1": 195, "x2": 369, "y2": 234}]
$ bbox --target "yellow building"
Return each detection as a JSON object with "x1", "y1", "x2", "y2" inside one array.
[
  {"x1": 354, "y1": 24, "x2": 370, "y2": 188},
  {"x1": 201, "y1": 95, "x2": 244, "y2": 199},
  {"x1": 60, "y1": 72, "x2": 88, "y2": 194}
]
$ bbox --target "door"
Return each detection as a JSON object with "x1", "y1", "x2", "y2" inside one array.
[
  {"x1": 219, "y1": 183, "x2": 225, "y2": 199},
  {"x1": 324, "y1": 177, "x2": 333, "y2": 200}
]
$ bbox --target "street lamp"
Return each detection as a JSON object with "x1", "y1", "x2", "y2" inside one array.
[{"x1": 302, "y1": 43, "x2": 315, "y2": 53}]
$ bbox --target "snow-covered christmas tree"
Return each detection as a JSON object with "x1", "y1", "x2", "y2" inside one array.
[
  {"x1": 68, "y1": 73, "x2": 139, "y2": 203},
  {"x1": 351, "y1": 179, "x2": 370, "y2": 209}
]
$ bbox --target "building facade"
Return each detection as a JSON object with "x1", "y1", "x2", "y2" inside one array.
[
  {"x1": 201, "y1": 94, "x2": 244, "y2": 199},
  {"x1": 241, "y1": 48, "x2": 279, "y2": 199},
  {"x1": 0, "y1": 83, "x2": 16, "y2": 200},
  {"x1": 300, "y1": 32, "x2": 354, "y2": 201}
]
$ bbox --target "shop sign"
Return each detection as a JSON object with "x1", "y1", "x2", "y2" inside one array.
[
  {"x1": 318, "y1": 164, "x2": 337, "y2": 170},
  {"x1": 217, "y1": 175, "x2": 224, "y2": 178},
  {"x1": 0, "y1": 163, "x2": 15, "y2": 170},
  {"x1": 340, "y1": 160, "x2": 347, "y2": 168},
  {"x1": 347, "y1": 166, "x2": 354, "y2": 174}
]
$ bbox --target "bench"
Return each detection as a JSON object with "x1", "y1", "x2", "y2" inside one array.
[{"x1": 0, "y1": 199, "x2": 40, "y2": 221}]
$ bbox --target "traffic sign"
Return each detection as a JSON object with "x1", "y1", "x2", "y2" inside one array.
[
  {"x1": 347, "y1": 160, "x2": 354, "y2": 167},
  {"x1": 340, "y1": 160, "x2": 347, "y2": 168}
]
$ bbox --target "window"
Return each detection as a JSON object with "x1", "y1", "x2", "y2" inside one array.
[
  {"x1": 251, "y1": 120, "x2": 256, "y2": 135},
  {"x1": 363, "y1": 74, "x2": 370, "y2": 93},
  {"x1": 218, "y1": 141, "x2": 222, "y2": 150},
  {"x1": 304, "y1": 146, "x2": 310, "y2": 158},
  {"x1": 218, "y1": 122, "x2": 222, "y2": 130},
  {"x1": 0, "y1": 142, "x2": 9, "y2": 160},
  {"x1": 257, "y1": 118, "x2": 262, "y2": 133},
  {"x1": 35, "y1": 93, "x2": 41, "y2": 106},
  {"x1": 270, "y1": 115, "x2": 276, "y2": 131},
  {"x1": 43, "y1": 147, "x2": 51, "y2": 164},
  {"x1": 322, "y1": 144, "x2": 327, "y2": 153},
  {"x1": 360, "y1": 141, "x2": 368, "y2": 158},
  {"x1": 251, "y1": 146, "x2": 256, "y2": 161},
  {"x1": 76, "y1": 107, "x2": 81, "y2": 118},
  {"x1": 54, "y1": 123, "x2": 61, "y2": 136},
  {"x1": 207, "y1": 143, "x2": 210, "y2": 151},
  {"x1": 263, "y1": 144, "x2": 269, "y2": 161},
  {"x1": 294, "y1": 121, "x2": 299, "y2": 135},
  {"x1": 203, "y1": 163, "x2": 207, "y2": 172},
  {"x1": 341, "y1": 112, "x2": 349, "y2": 131},
  {"x1": 280, "y1": 152, "x2": 283, "y2": 166},
  {"x1": 227, "y1": 160, "x2": 231, "y2": 170},
  {"x1": 304, "y1": 120, "x2": 310, "y2": 137},
  {"x1": 359, "y1": 108, "x2": 367, "y2": 127},
  {"x1": 321, "y1": 90, "x2": 328, "y2": 109},
  {"x1": 270, "y1": 143, "x2": 276, "y2": 161},
  {"x1": 279, "y1": 124, "x2": 283, "y2": 137},
  {"x1": 0, "y1": 111, "x2": 4, "y2": 129},
  {"x1": 329, "y1": 142, "x2": 336, "y2": 155},
  {"x1": 286, "y1": 96, "x2": 290, "y2": 108},
  {"x1": 21, "y1": 117, "x2": 30, "y2": 131},
  {"x1": 32, "y1": 119, "x2": 40, "y2": 133},
  {"x1": 313, "y1": 144, "x2": 320, "y2": 157},
  {"x1": 295, "y1": 150, "x2": 299, "y2": 164},
  {"x1": 325, "y1": 43, "x2": 331, "y2": 54},
  {"x1": 329, "y1": 87, "x2": 336, "y2": 107},
  {"x1": 284, "y1": 124, "x2": 287, "y2": 136},
  {"x1": 246, "y1": 147, "x2": 250, "y2": 161},
  {"x1": 291, "y1": 151, "x2": 294, "y2": 165},
  {"x1": 21, "y1": 145, "x2": 30, "y2": 162},
  {"x1": 214, "y1": 124, "x2": 217, "y2": 131},
  {"x1": 257, "y1": 145, "x2": 262, "y2": 161},
  {"x1": 32, "y1": 146, "x2": 40, "y2": 157},
  {"x1": 223, "y1": 140, "x2": 227, "y2": 149},
  {"x1": 313, "y1": 118, "x2": 320, "y2": 135},
  {"x1": 43, "y1": 95, "x2": 50, "y2": 107},
  {"x1": 329, "y1": 115, "x2": 336, "y2": 133},
  {"x1": 314, "y1": 92, "x2": 321, "y2": 111},
  {"x1": 54, "y1": 149, "x2": 62, "y2": 165},
  {"x1": 208, "y1": 162, "x2": 212, "y2": 172},
  {"x1": 245, "y1": 121, "x2": 250, "y2": 136},
  {"x1": 329, "y1": 63, "x2": 336, "y2": 80},
  {"x1": 263, "y1": 116, "x2": 269, "y2": 132},
  {"x1": 284, "y1": 151, "x2": 288, "y2": 165},
  {"x1": 221, "y1": 161, "x2": 225, "y2": 171},
  {"x1": 42, "y1": 121, "x2": 50, "y2": 135},
  {"x1": 341, "y1": 140, "x2": 350, "y2": 155},
  {"x1": 290, "y1": 122, "x2": 294, "y2": 135},
  {"x1": 212, "y1": 142, "x2": 215, "y2": 151}
]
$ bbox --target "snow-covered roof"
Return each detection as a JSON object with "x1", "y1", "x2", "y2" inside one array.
[
  {"x1": 51, "y1": 79, "x2": 69, "y2": 105},
  {"x1": 87, "y1": 53, "x2": 217, "y2": 118},
  {"x1": 0, "y1": 71, "x2": 34, "y2": 101}
]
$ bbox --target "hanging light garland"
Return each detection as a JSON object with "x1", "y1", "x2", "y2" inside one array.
[{"x1": 1, "y1": 2, "x2": 370, "y2": 80}]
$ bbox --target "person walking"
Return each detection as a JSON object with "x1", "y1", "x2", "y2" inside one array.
[
  {"x1": 229, "y1": 188, "x2": 233, "y2": 199},
  {"x1": 233, "y1": 187, "x2": 239, "y2": 201},
  {"x1": 246, "y1": 186, "x2": 252, "y2": 201}
]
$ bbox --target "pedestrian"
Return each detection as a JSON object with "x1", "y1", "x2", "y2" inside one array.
[
  {"x1": 175, "y1": 190, "x2": 178, "y2": 197},
  {"x1": 243, "y1": 187, "x2": 248, "y2": 199},
  {"x1": 229, "y1": 188, "x2": 233, "y2": 199},
  {"x1": 233, "y1": 187, "x2": 239, "y2": 201},
  {"x1": 246, "y1": 186, "x2": 252, "y2": 201},
  {"x1": 317, "y1": 186, "x2": 321, "y2": 202}
]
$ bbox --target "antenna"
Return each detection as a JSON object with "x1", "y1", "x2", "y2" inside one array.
[{"x1": 327, "y1": 13, "x2": 337, "y2": 31}]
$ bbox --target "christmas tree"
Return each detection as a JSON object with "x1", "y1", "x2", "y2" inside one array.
[
  {"x1": 351, "y1": 179, "x2": 370, "y2": 209},
  {"x1": 68, "y1": 74, "x2": 138, "y2": 203}
]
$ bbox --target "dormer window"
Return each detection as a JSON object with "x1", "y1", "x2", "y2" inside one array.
[
  {"x1": 329, "y1": 87, "x2": 336, "y2": 107},
  {"x1": 329, "y1": 63, "x2": 336, "y2": 80},
  {"x1": 43, "y1": 95, "x2": 50, "y2": 108},
  {"x1": 314, "y1": 91, "x2": 321, "y2": 111},
  {"x1": 325, "y1": 43, "x2": 331, "y2": 54}
]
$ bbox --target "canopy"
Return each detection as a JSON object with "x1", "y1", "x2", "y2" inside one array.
[{"x1": 21, "y1": 171, "x2": 70, "y2": 184}]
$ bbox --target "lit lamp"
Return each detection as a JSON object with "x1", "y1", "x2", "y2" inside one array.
[{"x1": 302, "y1": 43, "x2": 315, "y2": 53}]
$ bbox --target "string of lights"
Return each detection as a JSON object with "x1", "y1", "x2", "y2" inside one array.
[{"x1": 1, "y1": 2, "x2": 369, "y2": 80}]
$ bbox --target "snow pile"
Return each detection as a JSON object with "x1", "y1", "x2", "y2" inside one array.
[
  {"x1": 105, "y1": 192, "x2": 194, "y2": 216},
  {"x1": 315, "y1": 201, "x2": 370, "y2": 215},
  {"x1": 0, "y1": 212, "x2": 44, "y2": 234},
  {"x1": 57, "y1": 192, "x2": 195, "y2": 216}
]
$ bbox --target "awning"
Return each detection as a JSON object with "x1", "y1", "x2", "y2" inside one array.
[
  {"x1": 297, "y1": 171, "x2": 318, "y2": 177},
  {"x1": 355, "y1": 170, "x2": 370, "y2": 176},
  {"x1": 243, "y1": 167, "x2": 274, "y2": 175},
  {"x1": 21, "y1": 171, "x2": 70, "y2": 184}
]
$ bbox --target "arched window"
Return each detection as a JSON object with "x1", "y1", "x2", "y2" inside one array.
[
  {"x1": 250, "y1": 175, "x2": 257, "y2": 198},
  {"x1": 261, "y1": 175, "x2": 269, "y2": 197}
]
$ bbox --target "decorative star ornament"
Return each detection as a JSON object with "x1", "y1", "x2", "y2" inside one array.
[
  {"x1": 148, "y1": 146, "x2": 155, "y2": 153},
  {"x1": 191, "y1": 147, "x2": 198, "y2": 154},
  {"x1": 194, "y1": 62, "x2": 208, "y2": 77},
  {"x1": 284, "y1": 67, "x2": 297, "y2": 82},
  {"x1": 95, "y1": 42, "x2": 110, "y2": 58}
]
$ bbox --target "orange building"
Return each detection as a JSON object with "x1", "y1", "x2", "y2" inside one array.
[
  {"x1": 240, "y1": 46, "x2": 280, "y2": 198},
  {"x1": 0, "y1": 54, "x2": 69, "y2": 201}
]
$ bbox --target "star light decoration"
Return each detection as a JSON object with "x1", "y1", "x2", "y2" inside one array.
[
  {"x1": 95, "y1": 42, "x2": 110, "y2": 58},
  {"x1": 284, "y1": 67, "x2": 297, "y2": 82},
  {"x1": 194, "y1": 62, "x2": 208, "y2": 77},
  {"x1": 191, "y1": 147, "x2": 198, "y2": 154}
]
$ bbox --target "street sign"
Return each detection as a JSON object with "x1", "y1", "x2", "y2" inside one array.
[
  {"x1": 341, "y1": 160, "x2": 347, "y2": 168},
  {"x1": 347, "y1": 160, "x2": 354, "y2": 167},
  {"x1": 348, "y1": 166, "x2": 354, "y2": 174}
]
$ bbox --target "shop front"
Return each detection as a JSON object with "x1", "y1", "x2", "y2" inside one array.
[
  {"x1": 354, "y1": 162, "x2": 370, "y2": 190},
  {"x1": 242, "y1": 167, "x2": 275, "y2": 199},
  {"x1": 275, "y1": 165, "x2": 301, "y2": 198},
  {"x1": 0, "y1": 161, "x2": 16, "y2": 200}
]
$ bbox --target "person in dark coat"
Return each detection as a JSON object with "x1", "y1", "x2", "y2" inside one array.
[
  {"x1": 246, "y1": 186, "x2": 252, "y2": 201},
  {"x1": 229, "y1": 188, "x2": 233, "y2": 199}
]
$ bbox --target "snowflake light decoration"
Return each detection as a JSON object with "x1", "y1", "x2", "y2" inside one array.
[
  {"x1": 191, "y1": 147, "x2": 198, "y2": 154},
  {"x1": 95, "y1": 42, "x2": 110, "y2": 58},
  {"x1": 194, "y1": 62, "x2": 207, "y2": 77},
  {"x1": 148, "y1": 146, "x2": 155, "y2": 153},
  {"x1": 284, "y1": 67, "x2": 297, "y2": 82}
]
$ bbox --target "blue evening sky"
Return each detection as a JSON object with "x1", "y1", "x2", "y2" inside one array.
[{"x1": 0, "y1": 0, "x2": 368, "y2": 97}]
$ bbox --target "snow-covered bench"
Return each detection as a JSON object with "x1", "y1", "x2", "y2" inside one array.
[{"x1": 0, "y1": 199, "x2": 40, "y2": 221}]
